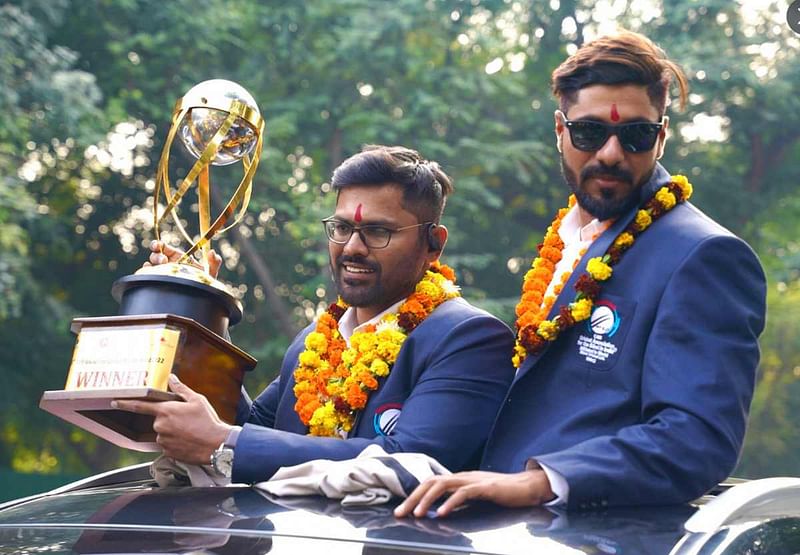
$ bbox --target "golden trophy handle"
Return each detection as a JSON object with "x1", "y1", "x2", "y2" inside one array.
[{"x1": 152, "y1": 97, "x2": 264, "y2": 266}]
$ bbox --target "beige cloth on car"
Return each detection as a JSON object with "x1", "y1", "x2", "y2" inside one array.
[
  {"x1": 150, "y1": 455, "x2": 230, "y2": 488},
  {"x1": 149, "y1": 444, "x2": 450, "y2": 507},
  {"x1": 254, "y1": 444, "x2": 451, "y2": 506}
]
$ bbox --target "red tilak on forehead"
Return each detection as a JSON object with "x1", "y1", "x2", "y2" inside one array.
[
  {"x1": 354, "y1": 203, "x2": 363, "y2": 222},
  {"x1": 610, "y1": 103, "x2": 620, "y2": 122}
]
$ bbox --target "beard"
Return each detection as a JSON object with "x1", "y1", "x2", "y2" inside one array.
[
  {"x1": 332, "y1": 255, "x2": 421, "y2": 309},
  {"x1": 560, "y1": 155, "x2": 652, "y2": 221}
]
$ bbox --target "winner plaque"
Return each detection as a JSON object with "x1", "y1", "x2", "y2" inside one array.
[{"x1": 40, "y1": 80, "x2": 264, "y2": 451}]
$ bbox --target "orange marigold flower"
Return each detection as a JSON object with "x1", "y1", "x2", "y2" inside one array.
[
  {"x1": 347, "y1": 383, "x2": 368, "y2": 409},
  {"x1": 543, "y1": 233, "x2": 564, "y2": 249},
  {"x1": 540, "y1": 246, "x2": 563, "y2": 263},
  {"x1": 533, "y1": 257, "x2": 556, "y2": 273},
  {"x1": 521, "y1": 289, "x2": 544, "y2": 305},
  {"x1": 530, "y1": 267, "x2": 553, "y2": 282}
]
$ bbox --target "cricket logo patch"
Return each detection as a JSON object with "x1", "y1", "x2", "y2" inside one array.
[
  {"x1": 577, "y1": 300, "x2": 621, "y2": 365},
  {"x1": 588, "y1": 300, "x2": 620, "y2": 337},
  {"x1": 373, "y1": 403, "x2": 402, "y2": 436}
]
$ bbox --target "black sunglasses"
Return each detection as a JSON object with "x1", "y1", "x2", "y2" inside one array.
[{"x1": 557, "y1": 110, "x2": 666, "y2": 153}]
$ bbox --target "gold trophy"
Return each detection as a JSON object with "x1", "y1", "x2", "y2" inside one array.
[{"x1": 40, "y1": 80, "x2": 263, "y2": 451}]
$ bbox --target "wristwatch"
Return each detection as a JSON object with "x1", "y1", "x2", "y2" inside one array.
[{"x1": 210, "y1": 442, "x2": 234, "y2": 478}]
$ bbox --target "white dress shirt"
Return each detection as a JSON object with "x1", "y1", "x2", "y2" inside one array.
[
  {"x1": 337, "y1": 300, "x2": 405, "y2": 345},
  {"x1": 534, "y1": 204, "x2": 611, "y2": 506}
]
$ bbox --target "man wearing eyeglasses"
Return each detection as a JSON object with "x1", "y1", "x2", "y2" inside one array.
[
  {"x1": 396, "y1": 30, "x2": 766, "y2": 516},
  {"x1": 117, "y1": 145, "x2": 515, "y2": 484}
]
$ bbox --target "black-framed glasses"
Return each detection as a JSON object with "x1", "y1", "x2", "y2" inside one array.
[
  {"x1": 321, "y1": 217, "x2": 432, "y2": 249},
  {"x1": 557, "y1": 110, "x2": 666, "y2": 153}
]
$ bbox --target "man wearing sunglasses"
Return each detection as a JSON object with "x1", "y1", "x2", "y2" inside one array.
[
  {"x1": 118, "y1": 145, "x2": 515, "y2": 484},
  {"x1": 397, "y1": 30, "x2": 766, "y2": 516}
]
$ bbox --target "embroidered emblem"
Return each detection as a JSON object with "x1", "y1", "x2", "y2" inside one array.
[
  {"x1": 373, "y1": 403, "x2": 402, "y2": 436},
  {"x1": 577, "y1": 300, "x2": 621, "y2": 365},
  {"x1": 588, "y1": 300, "x2": 620, "y2": 337}
]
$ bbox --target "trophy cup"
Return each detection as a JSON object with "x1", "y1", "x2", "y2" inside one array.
[{"x1": 40, "y1": 80, "x2": 263, "y2": 451}]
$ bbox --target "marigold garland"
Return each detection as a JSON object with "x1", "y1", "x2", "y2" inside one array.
[
  {"x1": 293, "y1": 261, "x2": 460, "y2": 437},
  {"x1": 512, "y1": 175, "x2": 693, "y2": 368}
]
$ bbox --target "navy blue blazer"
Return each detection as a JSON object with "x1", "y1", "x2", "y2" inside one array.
[
  {"x1": 481, "y1": 164, "x2": 767, "y2": 510},
  {"x1": 232, "y1": 297, "x2": 515, "y2": 483}
]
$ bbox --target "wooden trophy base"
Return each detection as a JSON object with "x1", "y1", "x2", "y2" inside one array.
[{"x1": 40, "y1": 314, "x2": 256, "y2": 452}]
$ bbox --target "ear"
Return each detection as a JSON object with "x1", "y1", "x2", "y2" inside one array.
[
  {"x1": 426, "y1": 224, "x2": 448, "y2": 262},
  {"x1": 656, "y1": 115, "x2": 670, "y2": 160},
  {"x1": 554, "y1": 110, "x2": 565, "y2": 153}
]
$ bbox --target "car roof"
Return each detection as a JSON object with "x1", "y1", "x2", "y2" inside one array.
[
  {"x1": 0, "y1": 464, "x2": 698, "y2": 554},
  {"x1": 1, "y1": 465, "x2": 798, "y2": 555}
]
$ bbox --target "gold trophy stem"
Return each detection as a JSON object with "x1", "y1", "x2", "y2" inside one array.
[{"x1": 198, "y1": 165, "x2": 211, "y2": 273}]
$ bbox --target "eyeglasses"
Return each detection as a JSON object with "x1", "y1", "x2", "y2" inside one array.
[
  {"x1": 557, "y1": 110, "x2": 665, "y2": 153},
  {"x1": 321, "y1": 218, "x2": 432, "y2": 249}
]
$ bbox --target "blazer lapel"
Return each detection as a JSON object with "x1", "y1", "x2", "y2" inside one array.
[{"x1": 513, "y1": 164, "x2": 672, "y2": 384}]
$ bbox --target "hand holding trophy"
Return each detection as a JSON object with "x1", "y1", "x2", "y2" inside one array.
[{"x1": 40, "y1": 80, "x2": 263, "y2": 451}]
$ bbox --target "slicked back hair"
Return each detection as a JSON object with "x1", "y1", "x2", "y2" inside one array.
[
  {"x1": 552, "y1": 30, "x2": 688, "y2": 116},
  {"x1": 331, "y1": 145, "x2": 454, "y2": 224}
]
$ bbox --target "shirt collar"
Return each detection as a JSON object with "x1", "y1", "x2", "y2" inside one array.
[
  {"x1": 558, "y1": 204, "x2": 613, "y2": 245},
  {"x1": 337, "y1": 299, "x2": 405, "y2": 344}
]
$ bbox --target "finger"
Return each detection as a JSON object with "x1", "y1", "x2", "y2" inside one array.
[
  {"x1": 412, "y1": 480, "x2": 455, "y2": 518},
  {"x1": 395, "y1": 480, "x2": 436, "y2": 517},
  {"x1": 160, "y1": 243, "x2": 182, "y2": 258},
  {"x1": 149, "y1": 240, "x2": 164, "y2": 253},
  {"x1": 435, "y1": 487, "x2": 474, "y2": 517},
  {"x1": 167, "y1": 374, "x2": 195, "y2": 399},
  {"x1": 111, "y1": 399, "x2": 162, "y2": 416},
  {"x1": 149, "y1": 252, "x2": 169, "y2": 266},
  {"x1": 208, "y1": 249, "x2": 222, "y2": 278}
]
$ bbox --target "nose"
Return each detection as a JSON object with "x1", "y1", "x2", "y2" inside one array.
[
  {"x1": 342, "y1": 228, "x2": 370, "y2": 257},
  {"x1": 594, "y1": 133, "x2": 625, "y2": 167}
]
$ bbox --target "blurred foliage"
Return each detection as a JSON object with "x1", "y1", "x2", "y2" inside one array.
[{"x1": 0, "y1": 0, "x2": 798, "y2": 480}]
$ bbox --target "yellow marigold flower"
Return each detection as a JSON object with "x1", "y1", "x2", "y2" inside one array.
[
  {"x1": 309, "y1": 401, "x2": 337, "y2": 427},
  {"x1": 377, "y1": 339, "x2": 402, "y2": 361},
  {"x1": 370, "y1": 359, "x2": 390, "y2": 377},
  {"x1": 586, "y1": 257, "x2": 612, "y2": 281},
  {"x1": 655, "y1": 187, "x2": 676, "y2": 210},
  {"x1": 304, "y1": 332, "x2": 328, "y2": 352},
  {"x1": 512, "y1": 343, "x2": 527, "y2": 368},
  {"x1": 571, "y1": 298, "x2": 593, "y2": 321},
  {"x1": 352, "y1": 335, "x2": 375, "y2": 353},
  {"x1": 416, "y1": 280, "x2": 442, "y2": 301},
  {"x1": 672, "y1": 175, "x2": 693, "y2": 199},
  {"x1": 341, "y1": 349, "x2": 357, "y2": 366},
  {"x1": 298, "y1": 350, "x2": 322, "y2": 368},
  {"x1": 634, "y1": 209, "x2": 652, "y2": 231},
  {"x1": 537, "y1": 320, "x2": 559, "y2": 340},
  {"x1": 351, "y1": 362, "x2": 370, "y2": 376},
  {"x1": 613, "y1": 232, "x2": 634, "y2": 249}
]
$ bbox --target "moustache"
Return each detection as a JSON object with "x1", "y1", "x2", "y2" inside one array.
[
  {"x1": 580, "y1": 164, "x2": 634, "y2": 185},
  {"x1": 335, "y1": 255, "x2": 380, "y2": 273}
]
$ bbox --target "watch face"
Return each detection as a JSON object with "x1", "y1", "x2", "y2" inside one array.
[{"x1": 213, "y1": 448, "x2": 234, "y2": 478}]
